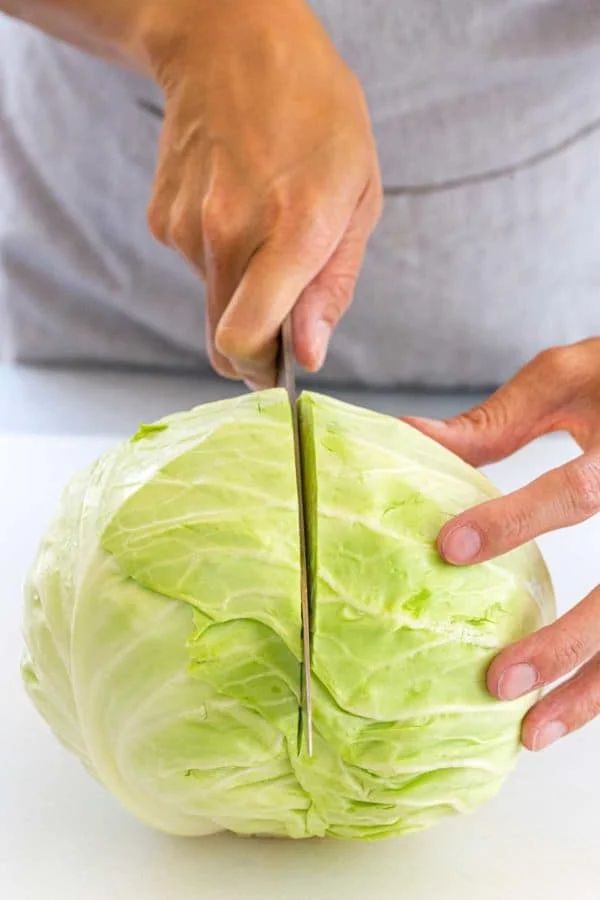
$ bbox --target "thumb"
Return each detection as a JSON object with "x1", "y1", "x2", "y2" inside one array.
[
  {"x1": 293, "y1": 182, "x2": 381, "y2": 372},
  {"x1": 215, "y1": 207, "x2": 359, "y2": 387},
  {"x1": 214, "y1": 235, "x2": 335, "y2": 387},
  {"x1": 291, "y1": 232, "x2": 363, "y2": 373},
  {"x1": 404, "y1": 350, "x2": 567, "y2": 467},
  {"x1": 404, "y1": 405, "x2": 524, "y2": 468}
]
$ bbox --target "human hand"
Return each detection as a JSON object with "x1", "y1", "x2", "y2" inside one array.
[
  {"x1": 407, "y1": 338, "x2": 600, "y2": 751},
  {"x1": 140, "y1": 0, "x2": 382, "y2": 386},
  {"x1": 1, "y1": 0, "x2": 381, "y2": 383}
]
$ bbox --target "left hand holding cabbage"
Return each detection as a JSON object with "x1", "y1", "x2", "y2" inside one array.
[{"x1": 408, "y1": 337, "x2": 600, "y2": 752}]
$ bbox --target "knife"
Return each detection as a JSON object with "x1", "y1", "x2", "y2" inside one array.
[{"x1": 277, "y1": 316, "x2": 314, "y2": 757}]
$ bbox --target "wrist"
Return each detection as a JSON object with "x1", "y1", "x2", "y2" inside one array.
[
  {"x1": 2, "y1": 0, "x2": 164, "y2": 68},
  {"x1": 133, "y1": 0, "x2": 323, "y2": 89}
]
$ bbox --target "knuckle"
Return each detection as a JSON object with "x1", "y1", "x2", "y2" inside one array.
[
  {"x1": 535, "y1": 344, "x2": 586, "y2": 386},
  {"x1": 215, "y1": 323, "x2": 260, "y2": 362},
  {"x1": 169, "y1": 216, "x2": 188, "y2": 251},
  {"x1": 147, "y1": 199, "x2": 169, "y2": 244},
  {"x1": 534, "y1": 345, "x2": 567, "y2": 374},
  {"x1": 268, "y1": 189, "x2": 358, "y2": 266},
  {"x1": 207, "y1": 346, "x2": 239, "y2": 380},
  {"x1": 549, "y1": 630, "x2": 587, "y2": 675},
  {"x1": 292, "y1": 204, "x2": 340, "y2": 260},
  {"x1": 169, "y1": 209, "x2": 200, "y2": 257},
  {"x1": 577, "y1": 336, "x2": 600, "y2": 366},
  {"x1": 495, "y1": 501, "x2": 531, "y2": 547},
  {"x1": 201, "y1": 197, "x2": 240, "y2": 250},
  {"x1": 320, "y1": 272, "x2": 357, "y2": 316},
  {"x1": 318, "y1": 301, "x2": 345, "y2": 330},
  {"x1": 460, "y1": 398, "x2": 508, "y2": 434},
  {"x1": 563, "y1": 457, "x2": 600, "y2": 518}
]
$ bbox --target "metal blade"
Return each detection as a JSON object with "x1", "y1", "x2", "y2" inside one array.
[{"x1": 277, "y1": 317, "x2": 314, "y2": 757}]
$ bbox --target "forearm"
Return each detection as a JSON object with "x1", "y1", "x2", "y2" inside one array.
[
  {"x1": 0, "y1": 0, "x2": 324, "y2": 84},
  {"x1": 0, "y1": 0, "x2": 160, "y2": 70}
]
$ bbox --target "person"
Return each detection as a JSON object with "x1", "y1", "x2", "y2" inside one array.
[{"x1": 0, "y1": 0, "x2": 598, "y2": 752}]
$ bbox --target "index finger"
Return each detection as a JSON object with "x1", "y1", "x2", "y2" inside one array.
[{"x1": 439, "y1": 452, "x2": 600, "y2": 565}]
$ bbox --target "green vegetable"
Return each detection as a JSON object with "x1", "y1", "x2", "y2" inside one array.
[{"x1": 22, "y1": 390, "x2": 554, "y2": 839}]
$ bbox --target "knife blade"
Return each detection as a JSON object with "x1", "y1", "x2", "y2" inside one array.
[{"x1": 277, "y1": 316, "x2": 314, "y2": 757}]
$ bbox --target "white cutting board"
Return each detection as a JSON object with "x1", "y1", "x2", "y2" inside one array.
[{"x1": 1, "y1": 428, "x2": 599, "y2": 900}]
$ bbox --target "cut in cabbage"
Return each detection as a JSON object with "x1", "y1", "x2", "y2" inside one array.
[{"x1": 22, "y1": 390, "x2": 554, "y2": 839}]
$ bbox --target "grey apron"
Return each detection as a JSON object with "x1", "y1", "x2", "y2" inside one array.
[{"x1": 1, "y1": 2, "x2": 599, "y2": 388}]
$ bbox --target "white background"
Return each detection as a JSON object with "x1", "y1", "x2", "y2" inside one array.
[{"x1": 1, "y1": 369, "x2": 598, "y2": 900}]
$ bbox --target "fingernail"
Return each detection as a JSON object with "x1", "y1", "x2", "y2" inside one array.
[
  {"x1": 531, "y1": 720, "x2": 567, "y2": 751},
  {"x1": 412, "y1": 417, "x2": 447, "y2": 430},
  {"x1": 497, "y1": 663, "x2": 539, "y2": 700},
  {"x1": 441, "y1": 525, "x2": 482, "y2": 564},
  {"x1": 311, "y1": 320, "x2": 331, "y2": 371}
]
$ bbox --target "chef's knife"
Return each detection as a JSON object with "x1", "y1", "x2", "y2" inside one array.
[{"x1": 277, "y1": 317, "x2": 314, "y2": 757}]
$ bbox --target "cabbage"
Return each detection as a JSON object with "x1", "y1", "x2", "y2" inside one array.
[{"x1": 22, "y1": 390, "x2": 554, "y2": 839}]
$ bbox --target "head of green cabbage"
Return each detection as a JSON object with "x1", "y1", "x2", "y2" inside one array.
[{"x1": 22, "y1": 390, "x2": 554, "y2": 840}]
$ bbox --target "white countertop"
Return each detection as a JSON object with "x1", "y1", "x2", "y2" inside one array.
[
  {"x1": 0, "y1": 364, "x2": 489, "y2": 434},
  {"x1": 1, "y1": 367, "x2": 599, "y2": 900}
]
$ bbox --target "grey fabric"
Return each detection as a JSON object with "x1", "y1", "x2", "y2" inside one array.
[{"x1": 1, "y1": 2, "x2": 599, "y2": 388}]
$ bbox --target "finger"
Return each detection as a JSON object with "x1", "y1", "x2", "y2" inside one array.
[
  {"x1": 215, "y1": 194, "x2": 361, "y2": 384},
  {"x1": 292, "y1": 180, "x2": 382, "y2": 372},
  {"x1": 147, "y1": 114, "x2": 181, "y2": 247},
  {"x1": 521, "y1": 651, "x2": 600, "y2": 751},
  {"x1": 203, "y1": 193, "x2": 262, "y2": 382},
  {"x1": 203, "y1": 307, "x2": 239, "y2": 381},
  {"x1": 148, "y1": 134, "x2": 239, "y2": 377},
  {"x1": 438, "y1": 452, "x2": 600, "y2": 564},
  {"x1": 168, "y1": 173, "x2": 243, "y2": 379},
  {"x1": 487, "y1": 584, "x2": 600, "y2": 701},
  {"x1": 403, "y1": 346, "x2": 585, "y2": 467}
]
